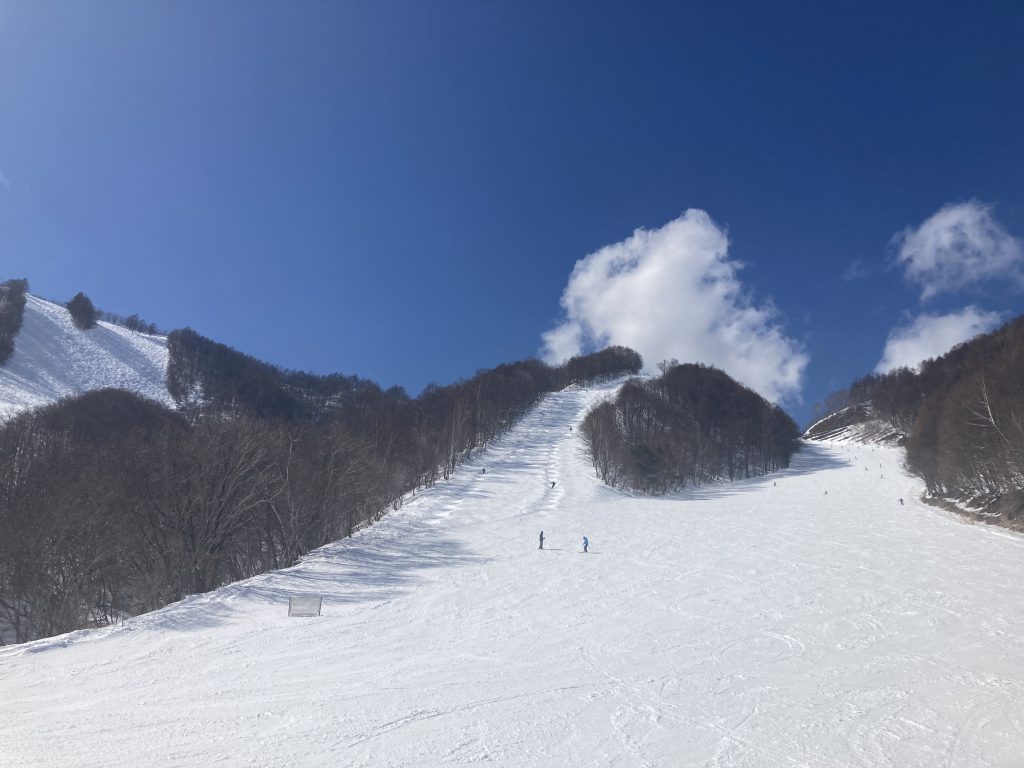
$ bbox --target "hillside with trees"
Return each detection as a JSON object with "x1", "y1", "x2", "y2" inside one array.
[
  {"x1": 807, "y1": 314, "x2": 1024, "y2": 529},
  {"x1": 580, "y1": 363, "x2": 800, "y2": 493},
  {"x1": 0, "y1": 342, "x2": 641, "y2": 643}
]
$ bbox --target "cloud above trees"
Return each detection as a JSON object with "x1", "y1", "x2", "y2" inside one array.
[
  {"x1": 892, "y1": 201, "x2": 1024, "y2": 301},
  {"x1": 541, "y1": 209, "x2": 807, "y2": 403},
  {"x1": 873, "y1": 202, "x2": 1019, "y2": 374},
  {"x1": 875, "y1": 306, "x2": 1004, "y2": 373}
]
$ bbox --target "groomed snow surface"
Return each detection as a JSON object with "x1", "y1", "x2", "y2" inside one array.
[
  {"x1": 3, "y1": 381, "x2": 1024, "y2": 767},
  {"x1": 0, "y1": 295, "x2": 172, "y2": 418}
]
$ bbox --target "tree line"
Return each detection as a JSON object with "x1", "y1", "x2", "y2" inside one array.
[
  {"x1": 0, "y1": 340, "x2": 641, "y2": 643},
  {"x1": 0, "y1": 281, "x2": 158, "y2": 370},
  {"x1": 71, "y1": 290, "x2": 161, "y2": 334},
  {"x1": 97, "y1": 310, "x2": 160, "y2": 335},
  {"x1": 820, "y1": 314, "x2": 1024, "y2": 525},
  {"x1": 580, "y1": 363, "x2": 800, "y2": 493}
]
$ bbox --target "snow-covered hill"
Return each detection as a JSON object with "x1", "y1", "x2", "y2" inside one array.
[
  {"x1": 803, "y1": 403, "x2": 905, "y2": 445},
  {"x1": 0, "y1": 295, "x2": 172, "y2": 418},
  {"x1": 2, "y1": 382, "x2": 1024, "y2": 766}
]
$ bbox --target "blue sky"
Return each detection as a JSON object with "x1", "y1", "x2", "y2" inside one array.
[{"x1": 2, "y1": 1, "x2": 1022, "y2": 425}]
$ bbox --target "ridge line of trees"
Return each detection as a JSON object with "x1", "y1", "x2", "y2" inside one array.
[
  {"x1": 581, "y1": 362, "x2": 799, "y2": 493},
  {"x1": 814, "y1": 314, "x2": 1024, "y2": 527}
]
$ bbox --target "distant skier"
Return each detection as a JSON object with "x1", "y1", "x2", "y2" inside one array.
[
  {"x1": 550, "y1": 480, "x2": 556, "y2": 489},
  {"x1": 824, "y1": 490, "x2": 828, "y2": 495},
  {"x1": 481, "y1": 467, "x2": 486, "y2": 474},
  {"x1": 899, "y1": 498, "x2": 904, "y2": 505},
  {"x1": 773, "y1": 481, "x2": 776, "y2": 487},
  {"x1": 582, "y1": 536, "x2": 589, "y2": 553},
  {"x1": 539, "y1": 531, "x2": 545, "y2": 550}
]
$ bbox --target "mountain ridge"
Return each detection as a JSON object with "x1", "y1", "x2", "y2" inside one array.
[{"x1": 0, "y1": 294, "x2": 171, "y2": 418}]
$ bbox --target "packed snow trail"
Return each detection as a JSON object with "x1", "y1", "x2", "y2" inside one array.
[
  {"x1": 3, "y1": 382, "x2": 1024, "y2": 767},
  {"x1": 0, "y1": 295, "x2": 171, "y2": 417}
]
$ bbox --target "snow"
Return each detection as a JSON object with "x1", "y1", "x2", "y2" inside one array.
[
  {"x1": 804, "y1": 404, "x2": 904, "y2": 445},
  {"x1": 3, "y1": 381, "x2": 1024, "y2": 766},
  {"x1": 0, "y1": 294, "x2": 173, "y2": 418}
]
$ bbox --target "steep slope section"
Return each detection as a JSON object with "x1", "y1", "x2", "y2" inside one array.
[
  {"x1": 2, "y1": 383, "x2": 1024, "y2": 767},
  {"x1": 0, "y1": 295, "x2": 172, "y2": 417},
  {"x1": 803, "y1": 403, "x2": 905, "y2": 444}
]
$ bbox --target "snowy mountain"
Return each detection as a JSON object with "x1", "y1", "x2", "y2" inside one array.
[
  {"x1": 802, "y1": 403, "x2": 905, "y2": 445},
  {"x1": 0, "y1": 295, "x2": 172, "y2": 418},
  {"x1": 3, "y1": 381, "x2": 1023, "y2": 766}
]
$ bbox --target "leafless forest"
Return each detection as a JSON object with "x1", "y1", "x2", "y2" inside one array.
[
  {"x1": 580, "y1": 363, "x2": 800, "y2": 493},
  {"x1": 0, "y1": 329, "x2": 640, "y2": 643}
]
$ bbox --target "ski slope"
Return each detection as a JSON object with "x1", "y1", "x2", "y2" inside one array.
[
  {"x1": 803, "y1": 404, "x2": 905, "y2": 445},
  {"x1": 0, "y1": 294, "x2": 172, "y2": 418},
  {"x1": 3, "y1": 381, "x2": 1024, "y2": 767}
]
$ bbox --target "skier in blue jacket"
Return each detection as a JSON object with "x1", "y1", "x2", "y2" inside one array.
[{"x1": 582, "y1": 536, "x2": 589, "y2": 553}]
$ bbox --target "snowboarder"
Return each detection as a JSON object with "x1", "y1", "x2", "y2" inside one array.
[
  {"x1": 539, "y1": 531, "x2": 544, "y2": 550},
  {"x1": 550, "y1": 480, "x2": 556, "y2": 489},
  {"x1": 582, "y1": 536, "x2": 589, "y2": 553}
]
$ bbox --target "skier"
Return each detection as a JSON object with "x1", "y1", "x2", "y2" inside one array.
[
  {"x1": 481, "y1": 467, "x2": 486, "y2": 474},
  {"x1": 550, "y1": 480, "x2": 556, "y2": 489},
  {"x1": 824, "y1": 490, "x2": 828, "y2": 495},
  {"x1": 582, "y1": 536, "x2": 589, "y2": 553},
  {"x1": 773, "y1": 481, "x2": 776, "y2": 487},
  {"x1": 539, "y1": 531, "x2": 545, "y2": 550},
  {"x1": 899, "y1": 498, "x2": 904, "y2": 505}
]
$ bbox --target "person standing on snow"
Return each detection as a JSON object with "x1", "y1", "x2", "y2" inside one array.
[
  {"x1": 582, "y1": 536, "x2": 589, "y2": 553},
  {"x1": 539, "y1": 531, "x2": 545, "y2": 550}
]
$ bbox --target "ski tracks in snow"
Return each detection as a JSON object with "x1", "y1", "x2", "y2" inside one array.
[{"x1": 4, "y1": 382, "x2": 1024, "y2": 766}]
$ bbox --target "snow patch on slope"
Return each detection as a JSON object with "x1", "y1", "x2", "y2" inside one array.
[
  {"x1": 0, "y1": 295, "x2": 172, "y2": 417},
  {"x1": 804, "y1": 403, "x2": 904, "y2": 445}
]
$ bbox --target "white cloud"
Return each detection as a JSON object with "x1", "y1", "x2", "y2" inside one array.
[
  {"x1": 842, "y1": 257, "x2": 873, "y2": 281},
  {"x1": 541, "y1": 209, "x2": 807, "y2": 403},
  {"x1": 893, "y1": 201, "x2": 1024, "y2": 301},
  {"x1": 875, "y1": 306, "x2": 1004, "y2": 373}
]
